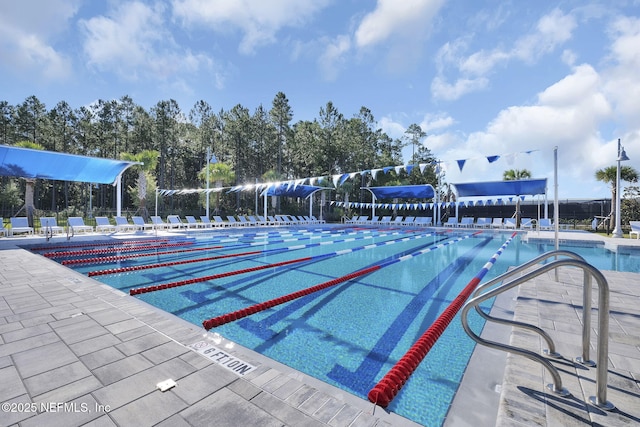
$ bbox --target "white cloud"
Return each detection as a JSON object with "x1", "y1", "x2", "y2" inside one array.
[
  {"x1": 0, "y1": 0, "x2": 79, "y2": 80},
  {"x1": 80, "y1": 2, "x2": 212, "y2": 82},
  {"x1": 318, "y1": 35, "x2": 351, "y2": 81},
  {"x1": 432, "y1": 8, "x2": 577, "y2": 101},
  {"x1": 603, "y1": 16, "x2": 640, "y2": 125},
  {"x1": 354, "y1": 0, "x2": 444, "y2": 49},
  {"x1": 171, "y1": 0, "x2": 331, "y2": 55}
]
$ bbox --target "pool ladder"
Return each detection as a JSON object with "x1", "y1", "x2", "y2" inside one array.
[{"x1": 461, "y1": 250, "x2": 615, "y2": 410}]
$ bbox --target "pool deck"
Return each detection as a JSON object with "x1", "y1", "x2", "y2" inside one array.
[{"x1": 0, "y1": 227, "x2": 638, "y2": 426}]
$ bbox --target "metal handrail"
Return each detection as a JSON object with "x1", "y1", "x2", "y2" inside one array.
[
  {"x1": 67, "y1": 225, "x2": 74, "y2": 241},
  {"x1": 461, "y1": 255, "x2": 614, "y2": 410},
  {"x1": 471, "y1": 250, "x2": 588, "y2": 358}
]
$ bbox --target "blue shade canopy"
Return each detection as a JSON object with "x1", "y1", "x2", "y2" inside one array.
[
  {"x1": 366, "y1": 184, "x2": 435, "y2": 199},
  {"x1": 452, "y1": 179, "x2": 547, "y2": 197},
  {"x1": 0, "y1": 145, "x2": 139, "y2": 185},
  {"x1": 263, "y1": 184, "x2": 328, "y2": 198}
]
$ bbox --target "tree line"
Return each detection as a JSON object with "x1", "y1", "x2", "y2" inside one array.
[{"x1": 0, "y1": 94, "x2": 436, "y2": 220}]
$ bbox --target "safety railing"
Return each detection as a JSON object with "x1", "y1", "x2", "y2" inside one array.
[
  {"x1": 461, "y1": 250, "x2": 614, "y2": 410},
  {"x1": 66, "y1": 225, "x2": 74, "y2": 241}
]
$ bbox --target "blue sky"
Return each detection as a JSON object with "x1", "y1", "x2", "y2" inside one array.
[{"x1": 1, "y1": 0, "x2": 639, "y2": 200}]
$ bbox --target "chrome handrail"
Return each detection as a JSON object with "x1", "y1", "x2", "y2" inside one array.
[
  {"x1": 67, "y1": 225, "x2": 74, "y2": 241},
  {"x1": 471, "y1": 250, "x2": 587, "y2": 358},
  {"x1": 461, "y1": 254, "x2": 614, "y2": 410}
]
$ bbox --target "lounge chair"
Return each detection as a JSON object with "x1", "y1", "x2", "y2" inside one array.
[
  {"x1": 503, "y1": 218, "x2": 517, "y2": 229},
  {"x1": 67, "y1": 217, "x2": 93, "y2": 233},
  {"x1": 392, "y1": 216, "x2": 404, "y2": 225},
  {"x1": 476, "y1": 218, "x2": 491, "y2": 228},
  {"x1": 95, "y1": 217, "x2": 117, "y2": 233},
  {"x1": 538, "y1": 218, "x2": 553, "y2": 230},
  {"x1": 236, "y1": 215, "x2": 251, "y2": 226},
  {"x1": 198, "y1": 216, "x2": 215, "y2": 228},
  {"x1": 459, "y1": 217, "x2": 474, "y2": 228},
  {"x1": 212, "y1": 216, "x2": 230, "y2": 227},
  {"x1": 379, "y1": 216, "x2": 392, "y2": 225},
  {"x1": 630, "y1": 221, "x2": 640, "y2": 239},
  {"x1": 150, "y1": 216, "x2": 170, "y2": 230},
  {"x1": 10, "y1": 217, "x2": 34, "y2": 236},
  {"x1": 0, "y1": 218, "x2": 6, "y2": 237},
  {"x1": 275, "y1": 215, "x2": 293, "y2": 225},
  {"x1": 132, "y1": 216, "x2": 154, "y2": 230},
  {"x1": 444, "y1": 217, "x2": 459, "y2": 227},
  {"x1": 185, "y1": 216, "x2": 204, "y2": 229},
  {"x1": 115, "y1": 216, "x2": 137, "y2": 232},
  {"x1": 414, "y1": 217, "x2": 432, "y2": 227},
  {"x1": 490, "y1": 218, "x2": 503, "y2": 229},
  {"x1": 310, "y1": 215, "x2": 325, "y2": 224},
  {"x1": 401, "y1": 216, "x2": 415, "y2": 226},
  {"x1": 39, "y1": 217, "x2": 64, "y2": 235},
  {"x1": 520, "y1": 218, "x2": 534, "y2": 230},
  {"x1": 166, "y1": 215, "x2": 185, "y2": 229},
  {"x1": 247, "y1": 216, "x2": 266, "y2": 226},
  {"x1": 361, "y1": 216, "x2": 379, "y2": 225},
  {"x1": 226, "y1": 215, "x2": 243, "y2": 227},
  {"x1": 257, "y1": 215, "x2": 272, "y2": 226}
]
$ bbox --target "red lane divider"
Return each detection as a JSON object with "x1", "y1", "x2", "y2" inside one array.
[
  {"x1": 45, "y1": 241, "x2": 195, "y2": 259},
  {"x1": 89, "y1": 249, "x2": 264, "y2": 276},
  {"x1": 30, "y1": 238, "x2": 170, "y2": 252},
  {"x1": 129, "y1": 256, "x2": 314, "y2": 295},
  {"x1": 202, "y1": 265, "x2": 381, "y2": 330},
  {"x1": 62, "y1": 245, "x2": 224, "y2": 266},
  {"x1": 367, "y1": 232, "x2": 518, "y2": 408}
]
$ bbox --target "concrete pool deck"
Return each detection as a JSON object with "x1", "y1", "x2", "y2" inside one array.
[{"x1": 0, "y1": 228, "x2": 638, "y2": 426}]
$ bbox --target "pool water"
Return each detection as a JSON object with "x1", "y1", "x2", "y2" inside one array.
[{"x1": 36, "y1": 225, "x2": 640, "y2": 426}]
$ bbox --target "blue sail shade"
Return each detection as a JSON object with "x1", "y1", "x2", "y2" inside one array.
[
  {"x1": 366, "y1": 184, "x2": 436, "y2": 199},
  {"x1": 452, "y1": 179, "x2": 547, "y2": 197},
  {"x1": 0, "y1": 145, "x2": 139, "y2": 185}
]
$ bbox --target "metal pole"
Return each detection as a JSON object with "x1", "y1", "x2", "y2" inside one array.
[
  {"x1": 554, "y1": 146, "x2": 559, "y2": 251},
  {"x1": 116, "y1": 175, "x2": 122, "y2": 217},
  {"x1": 612, "y1": 139, "x2": 623, "y2": 238},
  {"x1": 206, "y1": 146, "x2": 210, "y2": 219}
]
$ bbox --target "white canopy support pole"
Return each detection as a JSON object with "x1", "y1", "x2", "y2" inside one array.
[
  {"x1": 116, "y1": 175, "x2": 122, "y2": 217},
  {"x1": 455, "y1": 200, "x2": 459, "y2": 219},
  {"x1": 155, "y1": 188, "x2": 158, "y2": 217},
  {"x1": 263, "y1": 192, "x2": 268, "y2": 219},
  {"x1": 206, "y1": 147, "x2": 210, "y2": 219},
  {"x1": 554, "y1": 146, "x2": 559, "y2": 250},
  {"x1": 309, "y1": 193, "x2": 313, "y2": 218}
]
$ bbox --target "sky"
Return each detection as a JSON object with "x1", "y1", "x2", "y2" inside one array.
[{"x1": 1, "y1": 0, "x2": 639, "y2": 201}]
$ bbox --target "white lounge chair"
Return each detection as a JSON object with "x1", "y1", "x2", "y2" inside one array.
[
  {"x1": 490, "y1": 218, "x2": 503, "y2": 229},
  {"x1": 503, "y1": 218, "x2": 517, "y2": 229},
  {"x1": 115, "y1": 216, "x2": 137, "y2": 232},
  {"x1": 630, "y1": 221, "x2": 640, "y2": 239},
  {"x1": 401, "y1": 216, "x2": 415, "y2": 226},
  {"x1": 39, "y1": 217, "x2": 64, "y2": 235},
  {"x1": 414, "y1": 217, "x2": 432, "y2": 227},
  {"x1": 199, "y1": 216, "x2": 215, "y2": 228},
  {"x1": 310, "y1": 215, "x2": 325, "y2": 224},
  {"x1": 476, "y1": 218, "x2": 491, "y2": 228},
  {"x1": 185, "y1": 216, "x2": 204, "y2": 229},
  {"x1": 459, "y1": 217, "x2": 474, "y2": 228},
  {"x1": 132, "y1": 216, "x2": 154, "y2": 230},
  {"x1": 67, "y1": 217, "x2": 93, "y2": 233},
  {"x1": 444, "y1": 217, "x2": 459, "y2": 227},
  {"x1": 226, "y1": 215, "x2": 243, "y2": 227},
  {"x1": 150, "y1": 216, "x2": 170, "y2": 229},
  {"x1": 95, "y1": 217, "x2": 116, "y2": 233},
  {"x1": 166, "y1": 215, "x2": 185, "y2": 229},
  {"x1": 520, "y1": 218, "x2": 534, "y2": 230},
  {"x1": 236, "y1": 216, "x2": 251, "y2": 226},
  {"x1": 10, "y1": 217, "x2": 34, "y2": 236},
  {"x1": 0, "y1": 218, "x2": 6, "y2": 237},
  {"x1": 212, "y1": 216, "x2": 230, "y2": 227},
  {"x1": 247, "y1": 216, "x2": 266, "y2": 226},
  {"x1": 538, "y1": 218, "x2": 553, "y2": 230}
]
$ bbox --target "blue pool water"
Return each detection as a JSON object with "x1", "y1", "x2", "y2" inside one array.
[{"x1": 36, "y1": 226, "x2": 640, "y2": 426}]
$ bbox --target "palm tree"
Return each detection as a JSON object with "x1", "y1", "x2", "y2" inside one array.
[
  {"x1": 14, "y1": 141, "x2": 44, "y2": 227},
  {"x1": 503, "y1": 169, "x2": 532, "y2": 227},
  {"x1": 121, "y1": 150, "x2": 159, "y2": 219},
  {"x1": 595, "y1": 165, "x2": 639, "y2": 231},
  {"x1": 198, "y1": 162, "x2": 235, "y2": 216}
]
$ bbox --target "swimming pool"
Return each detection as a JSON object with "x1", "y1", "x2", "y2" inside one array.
[{"x1": 34, "y1": 225, "x2": 640, "y2": 426}]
